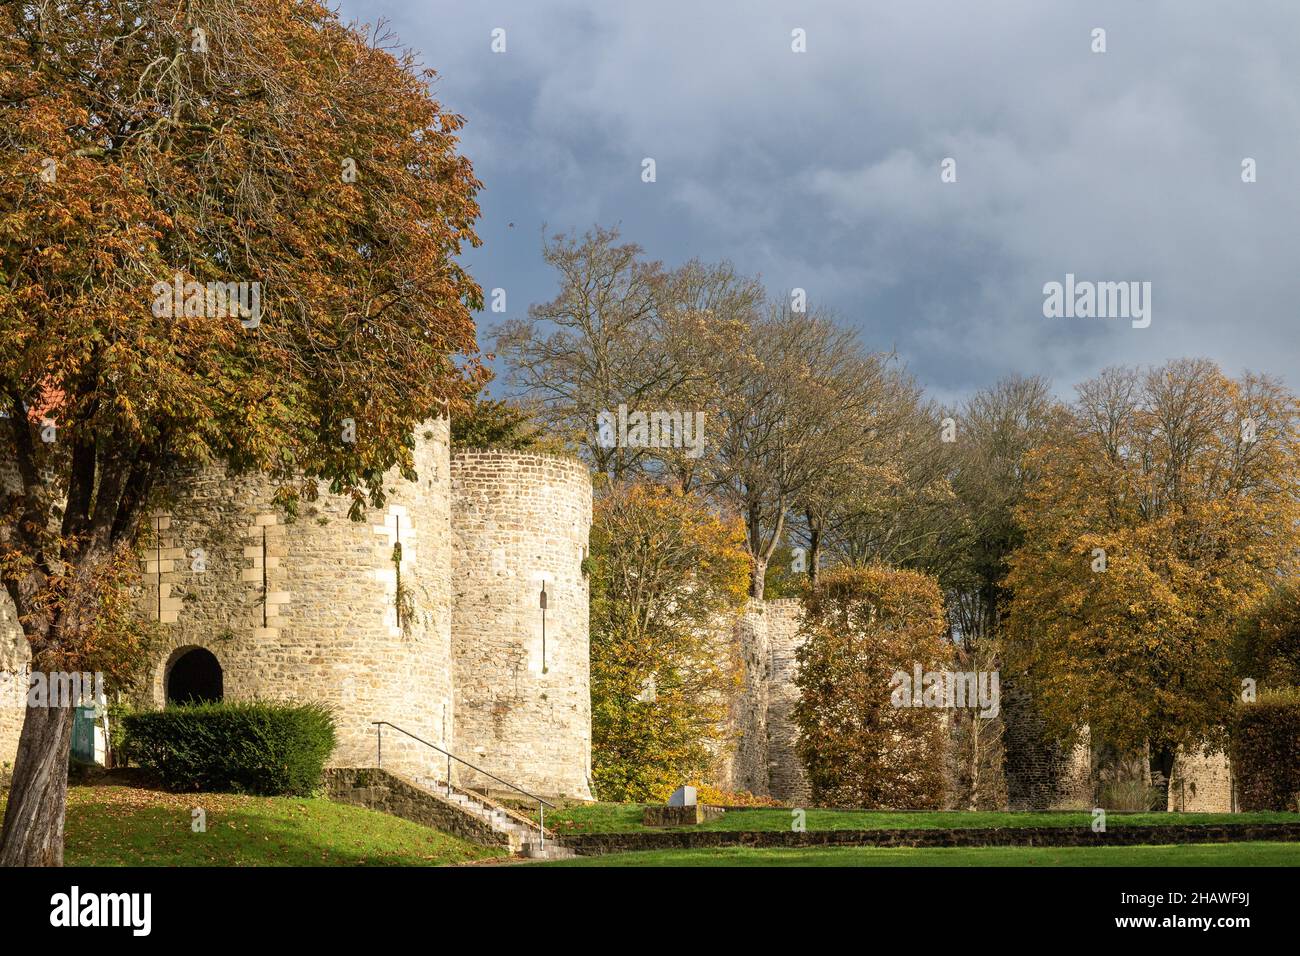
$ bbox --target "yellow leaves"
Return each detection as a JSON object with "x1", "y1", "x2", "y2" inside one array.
[
  {"x1": 1005, "y1": 360, "x2": 1300, "y2": 751},
  {"x1": 589, "y1": 481, "x2": 750, "y2": 800}
]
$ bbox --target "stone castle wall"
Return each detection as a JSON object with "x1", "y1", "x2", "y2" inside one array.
[
  {"x1": 1002, "y1": 678, "x2": 1092, "y2": 810},
  {"x1": 764, "y1": 599, "x2": 810, "y2": 804},
  {"x1": 728, "y1": 603, "x2": 771, "y2": 795},
  {"x1": 1169, "y1": 746, "x2": 1234, "y2": 812},
  {"x1": 714, "y1": 597, "x2": 808, "y2": 803},
  {"x1": 0, "y1": 599, "x2": 27, "y2": 773},
  {"x1": 0, "y1": 462, "x2": 29, "y2": 772},
  {"x1": 450, "y1": 450, "x2": 593, "y2": 800},
  {"x1": 0, "y1": 428, "x2": 596, "y2": 801},
  {"x1": 138, "y1": 419, "x2": 455, "y2": 780}
]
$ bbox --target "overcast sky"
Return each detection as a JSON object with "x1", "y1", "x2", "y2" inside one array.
[{"x1": 337, "y1": 0, "x2": 1300, "y2": 405}]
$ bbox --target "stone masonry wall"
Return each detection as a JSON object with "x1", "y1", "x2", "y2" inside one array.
[
  {"x1": 450, "y1": 450, "x2": 592, "y2": 800},
  {"x1": 1169, "y1": 746, "x2": 1234, "y2": 812},
  {"x1": 0, "y1": 592, "x2": 27, "y2": 774},
  {"x1": 0, "y1": 462, "x2": 29, "y2": 772},
  {"x1": 700, "y1": 609, "x2": 743, "y2": 790},
  {"x1": 712, "y1": 598, "x2": 808, "y2": 803},
  {"x1": 764, "y1": 598, "x2": 810, "y2": 804},
  {"x1": 1002, "y1": 677, "x2": 1092, "y2": 810},
  {"x1": 728, "y1": 603, "x2": 771, "y2": 796},
  {"x1": 138, "y1": 419, "x2": 454, "y2": 780}
]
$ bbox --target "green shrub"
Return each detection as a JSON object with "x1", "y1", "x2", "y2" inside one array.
[
  {"x1": 107, "y1": 701, "x2": 134, "y2": 768},
  {"x1": 1230, "y1": 692, "x2": 1300, "y2": 811},
  {"x1": 123, "y1": 700, "x2": 336, "y2": 795}
]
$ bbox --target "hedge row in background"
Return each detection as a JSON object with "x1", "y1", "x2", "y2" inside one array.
[
  {"x1": 1230, "y1": 692, "x2": 1300, "y2": 812},
  {"x1": 123, "y1": 701, "x2": 336, "y2": 796}
]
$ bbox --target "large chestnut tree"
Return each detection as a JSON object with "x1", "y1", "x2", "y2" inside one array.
[{"x1": 0, "y1": 0, "x2": 483, "y2": 864}]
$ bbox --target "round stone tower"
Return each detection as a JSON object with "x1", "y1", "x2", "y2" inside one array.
[
  {"x1": 450, "y1": 450, "x2": 593, "y2": 800},
  {"x1": 138, "y1": 418, "x2": 455, "y2": 780}
]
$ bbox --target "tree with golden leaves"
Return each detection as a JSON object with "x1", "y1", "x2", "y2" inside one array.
[
  {"x1": 588, "y1": 481, "x2": 750, "y2": 801},
  {"x1": 1004, "y1": 360, "x2": 1300, "y2": 801},
  {"x1": 0, "y1": 0, "x2": 483, "y2": 864}
]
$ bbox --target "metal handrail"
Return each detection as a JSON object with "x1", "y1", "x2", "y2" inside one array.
[{"x1": 371, "y1": 720, "x2": 555, "y2": 850}]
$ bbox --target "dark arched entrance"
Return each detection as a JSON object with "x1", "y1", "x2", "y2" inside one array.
[{"x1": 166, "y1": 648, "x2": 223, "y2": 705}]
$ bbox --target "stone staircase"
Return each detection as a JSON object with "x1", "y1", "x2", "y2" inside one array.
[
  {"x1": 359, "y1": 723, "x2": 578, "y2": 861},
  {"x1": 416, "y1": 776, "x2": 576, "y2": 860}
]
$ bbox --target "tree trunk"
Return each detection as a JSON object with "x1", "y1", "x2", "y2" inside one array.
[
  {"x1": 0, "y1": 699, "x2": 75, "y2": 866},
  {"x1": 749, "y1": 555, "x2": 767, "y2": 601},
  {"x1": 967, "y1": 714, "x2": 980, "y2": 812},
  {"x1": 807, "y1": 527, "x2": 821, "y2": 587}
]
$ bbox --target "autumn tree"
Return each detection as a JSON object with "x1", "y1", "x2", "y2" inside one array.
[
  {"x1": 494, "y1": 229, "x2": 758, "y2": 485},
  {"x1": 0, "y1": 0, "x2": 482, "y2": 864},
  {"x1": 1004, "y1": 360, "x2": 1300, "y2": 804},
  {"x1": 707, "y1": 304, "x2": 888, "y2": 598},
  {"x1": 792, "y1": 565, "x2": 951, "y2": 808},
  {"x1": 450, "y1": 391, "x2": 560, "y2": 454},
  {"x1": 780, "y1": 359, "x2": 919, "y2": 584},
  {"x1": 494, "y1": 227, "x2": 665, "y2": 479},
  {"x1": 587, "y1": 482, "x2": 749, "y2": 801},
  {"x1": 941, "y1": 376, "x2": 1056, "y2": 809},
  {"x1": 828, "y1": 389, "x2": 963, "y2": 578},
  {"x1": 797, "y1": 375, "x2": 1055, "y2": 809},
  {"x1": 1233, "y1": 583, "x2": 1300, "y2": 692}
]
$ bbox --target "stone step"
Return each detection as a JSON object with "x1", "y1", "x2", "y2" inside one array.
[
  {"x1": 409, "y1": 776, "x2": 550, "y2": 850},
  {"x1": 523, "y1": 842, "x2": 576, "y2": 860}
]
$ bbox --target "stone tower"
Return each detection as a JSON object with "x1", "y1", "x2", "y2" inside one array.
[
  {"x1": 137, "y1": 419, "x2": 455, "y2": 779},
  {"x1": 450, "y1": 450, "x2": 593, "y2": 800},
  {"x1": 0, "y1": 422, "x2": 597, "y2": 800}
]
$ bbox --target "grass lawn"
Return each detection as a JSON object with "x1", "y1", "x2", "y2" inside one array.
[
  {"x1": 0, "y1": 783, "x2": 506, "y2": 867},
  {"x1": 527, "y1": 802, "x2": 1300, "y2": 834},
  {"x1": 539, "y1": 842, "x2": 1300, "y2": 867}
]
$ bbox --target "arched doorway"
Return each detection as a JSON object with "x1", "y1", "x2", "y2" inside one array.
[{"x1": 166, "y1": 647, "x2": 223, "y2": 705}]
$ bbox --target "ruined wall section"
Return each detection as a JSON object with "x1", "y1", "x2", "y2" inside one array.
[
  {"x1": 1002, "y1": 678, "x2": 1092, "y2": 810},
  {"x1": 764, "y1": 598, "x2": 810, "y2": 804},
  {"x1": 727, "y1": 602, "x2": 771, "y2": 796},
  {"x1": 1169, "y1": 746, "x2": 1234, "y2": 812}
]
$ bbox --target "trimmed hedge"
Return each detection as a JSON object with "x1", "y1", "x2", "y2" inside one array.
[
  {"x1": 123, "y1": 701, "x2": 336, "y2": 796},
  {"x1": 1230, "y1": 693, "x2": 1300, "y2": 812}
]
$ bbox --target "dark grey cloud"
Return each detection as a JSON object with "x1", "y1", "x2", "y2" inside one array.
[{"x1": 340, "y1": 0, "x2": 1300, "y2": 402}]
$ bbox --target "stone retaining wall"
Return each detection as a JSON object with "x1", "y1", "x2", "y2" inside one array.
[
  {"x1": 560, "y1": 822, "x2": 1300, "y2": 855},
  {"x1": 324, "y1": 767, "x2": 510, "y2": 850}
]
